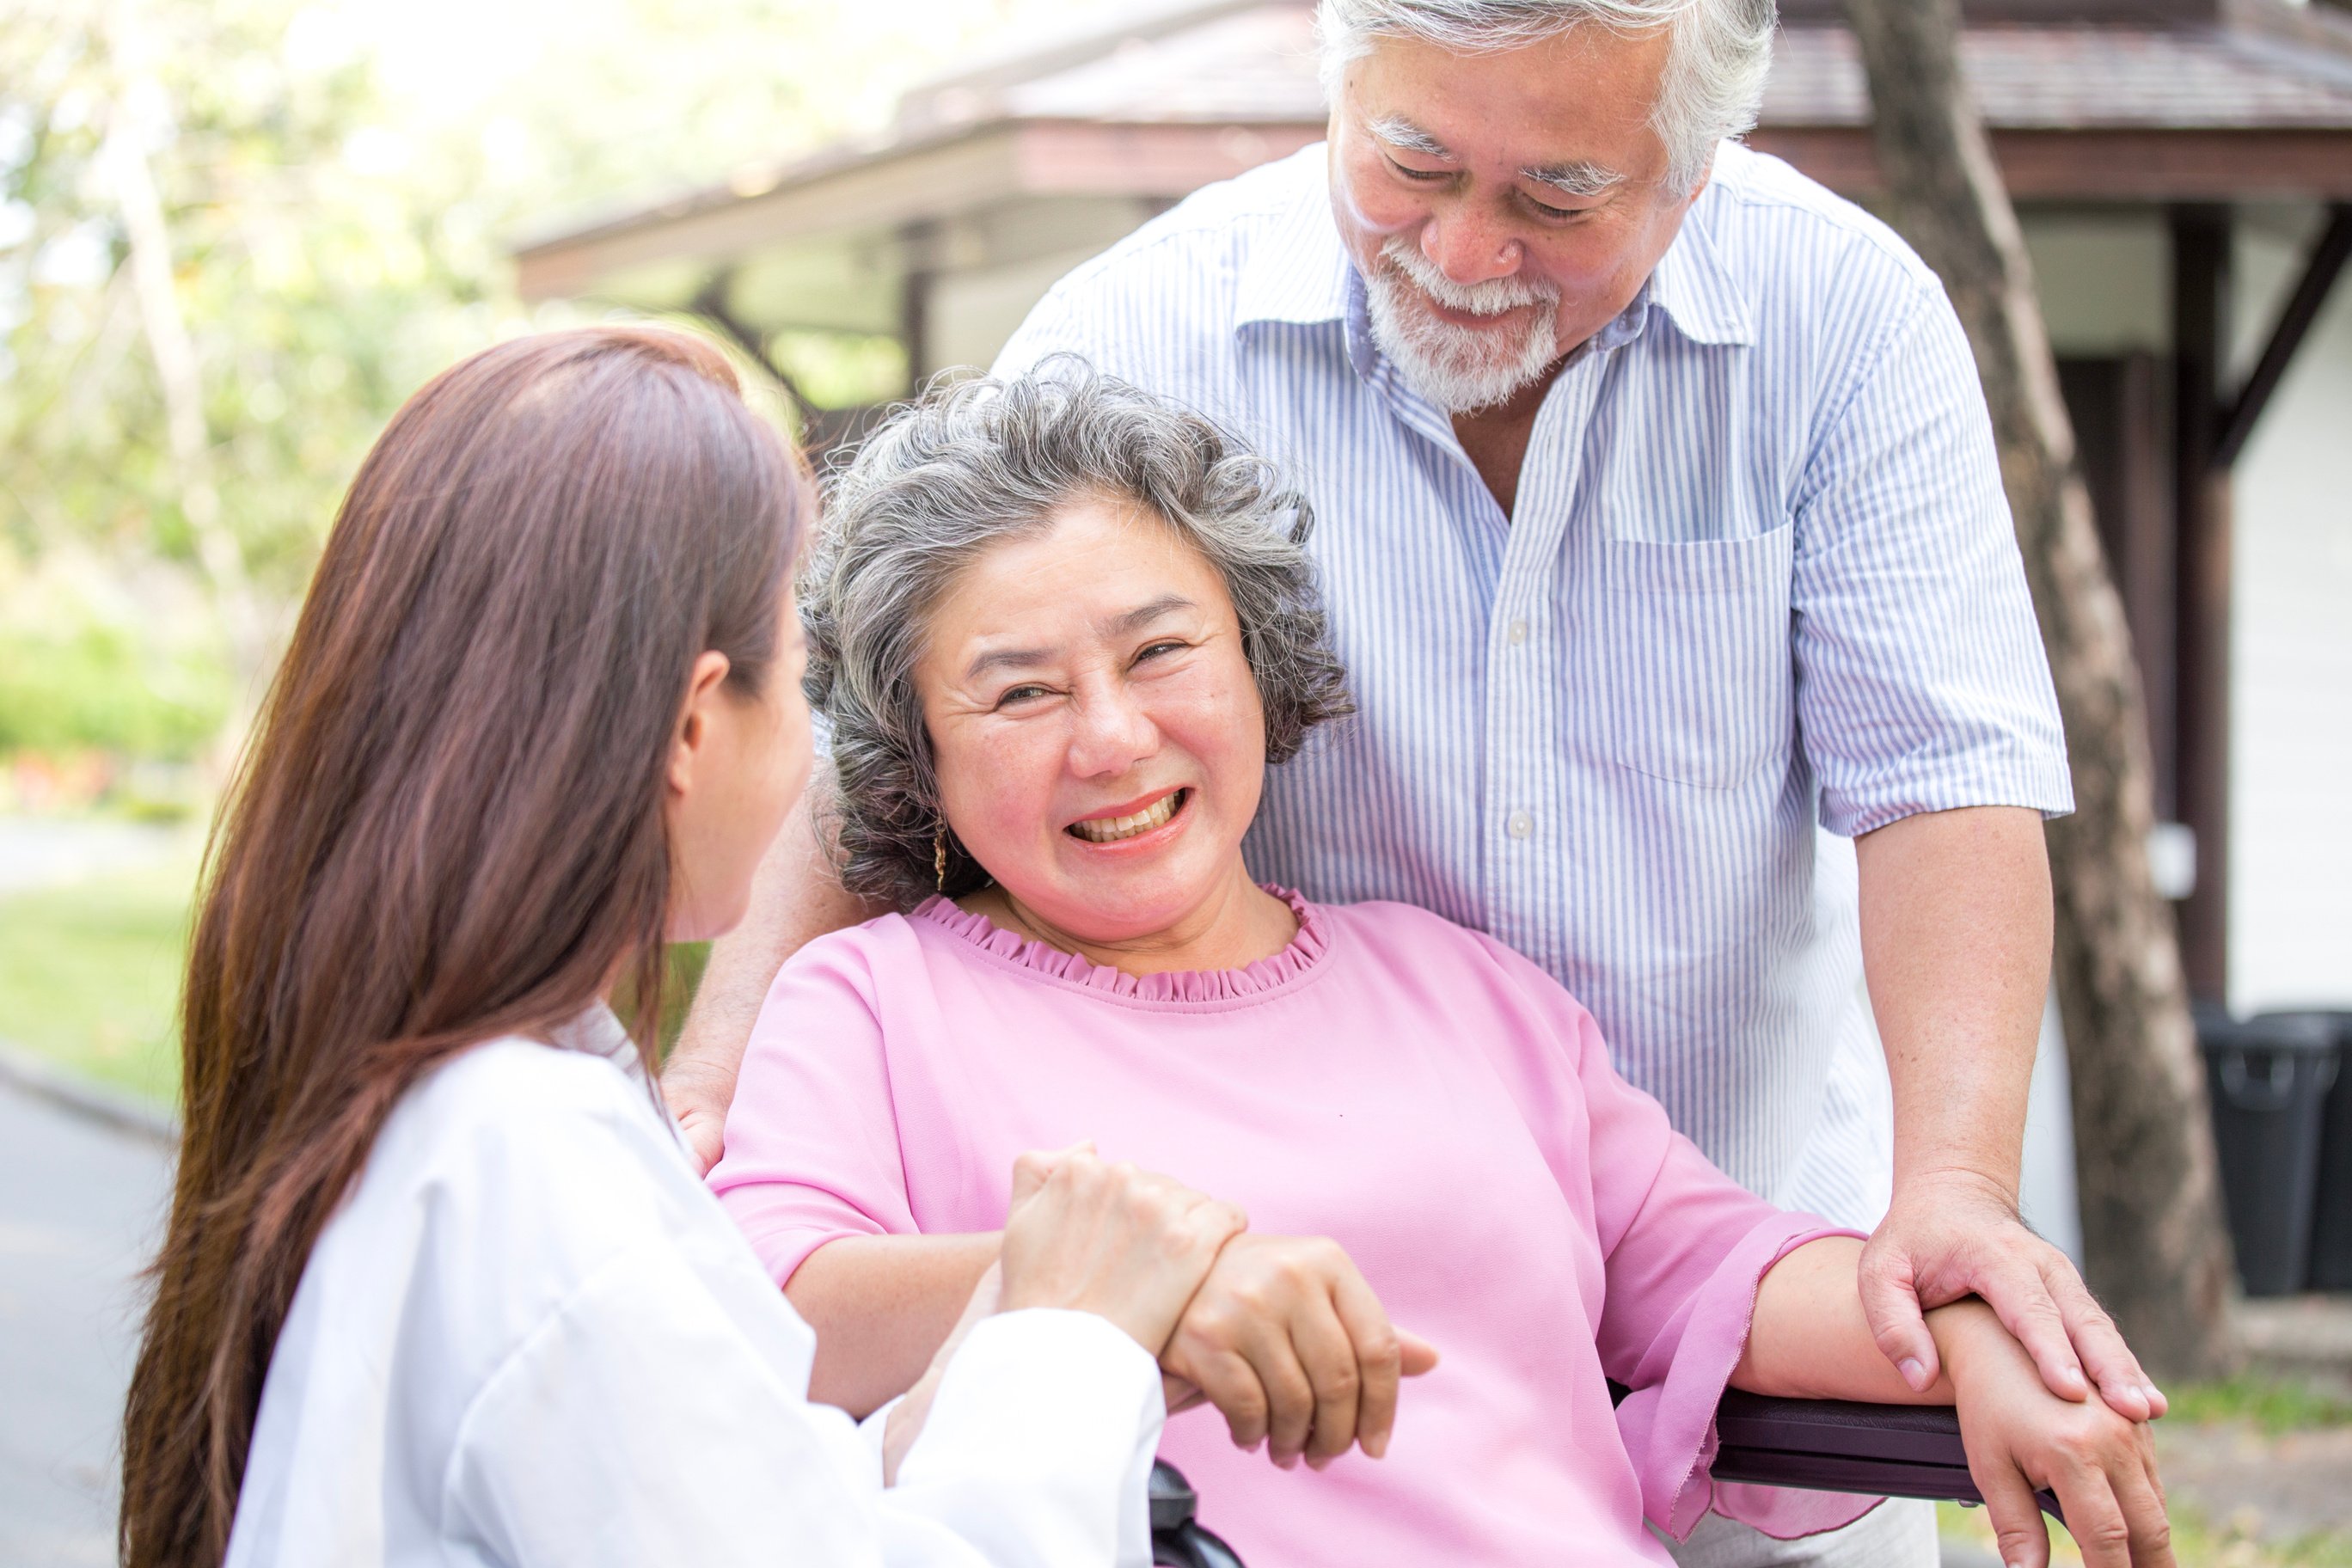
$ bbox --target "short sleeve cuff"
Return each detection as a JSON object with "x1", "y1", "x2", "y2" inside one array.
[
  {"x1": 1820, "y1": 751, "x2": 2075, "y2": 839},
  {"x1": 709, "y1": 1196, "x2": 875, "y2": 1289},
  {"x1": 1618, "y1": 1216, "x2": 1884, "y2": 1543}
]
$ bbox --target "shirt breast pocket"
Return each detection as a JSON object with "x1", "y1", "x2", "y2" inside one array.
[{"x1": 1575, "y1": 528, "x2": 1796, "y2": 790}]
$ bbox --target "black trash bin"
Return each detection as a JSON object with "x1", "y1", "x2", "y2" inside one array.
[
  {"x1": 2201, "y1": 1010, "x2": 2340, "y2": 1296},
  {"x1": 2253, "y1": 1010, "x2": 2352, "y2": 1291}
]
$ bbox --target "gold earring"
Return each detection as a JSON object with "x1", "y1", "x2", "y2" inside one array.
[{"x1": 934, "y1": 830, "x2": 948, "y2": 893}]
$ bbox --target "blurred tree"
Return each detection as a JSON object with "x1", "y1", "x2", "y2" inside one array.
[
  {"x1": 1, "y1": 0, "x2": 503, "y2": 748},
  {"x1": 0, "y1": 0, "x2": 1116, "y2": 764},
  {"x1": 1841, "y1": 0, "x2": 2235, "y2": 1376}
]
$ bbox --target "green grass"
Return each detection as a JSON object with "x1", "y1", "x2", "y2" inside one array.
[
  {"x1": 1935, "y1": 1375, "x2": 2352, "y2": 1566},
  {"x1": 0, "y1": 851, "x2": 202, "y2": 1105},
  {"x1": 0, "y1": 852, "x2": 714, "y2": 1108},
  {"x1": 1941, "y1": 1498, "x2": 2352, "y2": 1568},
  {"x1": 2165, "y1": 1375, "x2": 2352, "y2": 1434}
]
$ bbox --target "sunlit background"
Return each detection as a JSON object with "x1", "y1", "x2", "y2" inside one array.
[
  {"x1": 5, "y1": 3, "x2": 2352, "y2": 1565},
  {"x1": 0, "y1": 0, "x2": 1136, "y2": 1099}
]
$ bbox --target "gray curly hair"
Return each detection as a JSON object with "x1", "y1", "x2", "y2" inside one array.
[{"x1": 801, "y1": 362, "x2": 1354, "y2": 910}]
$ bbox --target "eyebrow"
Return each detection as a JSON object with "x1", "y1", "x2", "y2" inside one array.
[
  {"x1": 1368, "y1": 113, "x2": 1449, "y2": 157},
  {"x1": 959, "y1": 595, "x2": 1198, "y2": 682},
  {"x1": 965, "y1": 644, "x2": 1051, "y2": 681},
  {"x1": 1106, "y1": 593, "x2": 1196, "y2": 636},
  {"x1": 1521, "y1": 159, "x2": 1626, "y2": 199},
  {"x1": 1369, "y1": 112, "x2": 1622, "y2": 199}
]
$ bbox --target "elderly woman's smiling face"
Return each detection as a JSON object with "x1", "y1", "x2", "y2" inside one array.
[{"x1": 914, "y1": 491, "x2": 1269, "y2": 947}]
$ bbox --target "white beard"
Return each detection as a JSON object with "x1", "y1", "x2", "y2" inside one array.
[{"x1": 1362, "y1": 235, "x2": 1563, "y2": 414}]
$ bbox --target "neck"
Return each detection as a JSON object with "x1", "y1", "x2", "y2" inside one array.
[
  {"x1": 962, "y1": 861, "x2": 1299, "y2": 976},
  {"x1": 1450, "y1": 358, "x2": 1565, "y2": 518}
]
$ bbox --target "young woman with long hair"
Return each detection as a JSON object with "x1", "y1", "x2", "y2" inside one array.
[{"x1": 117, "y1": 326, "x2": 1246, "y2": 1568}]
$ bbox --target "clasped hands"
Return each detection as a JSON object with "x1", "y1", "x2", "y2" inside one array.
[
  {"x1": 884, "y1": 1143, "x2": 1436, "y2": 1484},
  {"x1": 889, "y1": 1151, "x2": 2171, "y2": 1568}
]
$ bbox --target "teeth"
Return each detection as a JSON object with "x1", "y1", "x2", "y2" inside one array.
[{"x1": 1070, "y1": 792, "x2": 1182, "y2": 844}]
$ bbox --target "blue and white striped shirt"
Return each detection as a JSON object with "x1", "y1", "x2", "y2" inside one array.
[{"x1": 992, "y1": 142, "x2": 2071, "y2": 1228}]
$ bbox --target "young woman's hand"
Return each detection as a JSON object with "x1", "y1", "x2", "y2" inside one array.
[
  {"x1": 1939, "y1": 1301, "x2": 2175, "y2": 1568},
  {"x1": 1159, "y1": 1234, "x2": 1439, "y2": 1470},
  {"x1": 995, "y1": 1144, "x2": 1246, "y2": 1356}
]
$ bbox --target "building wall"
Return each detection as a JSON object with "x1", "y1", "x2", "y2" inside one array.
[
  {"x1": 2025, "y1": 210, "x2": 2170, "y2": 357},
  {"x1": 916, "y1": 195, "x2": 1161, "y2": 377},
  {"x1": 926, "y1": 243, "x2": 1123, "y2": 376},
  {"x1": 2229, "y1": 211, "x2": 2352, "y2": 1012}
]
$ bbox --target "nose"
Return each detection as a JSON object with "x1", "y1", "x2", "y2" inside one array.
[
  {"x1": 1421, "y1": 205, "x2": 1522, "y2": 287},
  {"x1": 1067, "y1": 682, "x2": 1160, "y2": 780}
]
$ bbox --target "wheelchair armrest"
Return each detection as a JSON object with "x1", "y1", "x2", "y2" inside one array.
[
  {"x1": 1148, "y1": 1392, "x2": 2071, "y2": 1566},
  {"x1": 1709, "y1": 1389, "x2": 2064, "y2": 1523}
]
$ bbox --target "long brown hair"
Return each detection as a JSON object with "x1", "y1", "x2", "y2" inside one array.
[{"x1": 119, "y1": 326, "x2": 807, "y2": 1567}]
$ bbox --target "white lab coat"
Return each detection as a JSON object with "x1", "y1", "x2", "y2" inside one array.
[{"x1": 224, "y1": 1012, "x2": 1163, "y2": 1567}]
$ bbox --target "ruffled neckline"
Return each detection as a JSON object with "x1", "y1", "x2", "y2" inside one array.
[{"x1": 910, "y1": 885, "x2": 1330, "y2": 1006}]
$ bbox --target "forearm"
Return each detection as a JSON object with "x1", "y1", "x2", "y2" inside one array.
[
  {"x1": 790, "y1": 1233, "x2": 1002, "y2": 1416},
  {"x1": 664, "y1": 805, "x2": 879, "y2": 1104},
  {"x1": 1857, "y1": 805, "x2": 2050, "y2": 1199},
  {"x1": 1736, "y1": 1235, "x2": 1995, "y2": 1403}
]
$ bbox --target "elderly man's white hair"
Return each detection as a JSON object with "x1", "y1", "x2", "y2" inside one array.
[{"x1": 1315, "y1": 0, "x2": 1777, "y2": 198}]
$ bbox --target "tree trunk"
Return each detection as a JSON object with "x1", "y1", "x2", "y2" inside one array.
[
  {"x1": 102, "y1": 0, "x2": 267, "y2": 720},
  {"x1": 1838, "y1": 0, "x2": 2236, "y2": 1376}
]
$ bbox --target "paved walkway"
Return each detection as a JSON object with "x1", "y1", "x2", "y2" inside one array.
[{"x1": 0, "y1": 1079, "x2": 171, "y2": 1568}]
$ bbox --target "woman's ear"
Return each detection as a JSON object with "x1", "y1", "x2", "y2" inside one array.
[{"x1": 667, "y1": 651, "x2": 735, "y2": 800}]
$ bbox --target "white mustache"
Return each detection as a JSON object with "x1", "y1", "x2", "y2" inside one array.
[{"x1": 1379, "y1": 235, "x2": 1559, "y2": 317}]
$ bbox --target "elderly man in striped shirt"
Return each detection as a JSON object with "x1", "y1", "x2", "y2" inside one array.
[{"x1": 665, "y1": 2, "x2": 2163, "y2": 1562}]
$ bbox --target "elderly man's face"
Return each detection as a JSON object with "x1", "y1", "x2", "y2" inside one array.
[{"x1": 1327, "y1": 25, "x2": 1703, "y2": 412}]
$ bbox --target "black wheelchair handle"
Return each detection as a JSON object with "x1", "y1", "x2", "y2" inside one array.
[{"x1": 1149, "y1": 1462, "x2": 1244, "y2": 1568}]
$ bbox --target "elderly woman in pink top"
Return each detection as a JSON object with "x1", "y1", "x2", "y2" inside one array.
[{"x1": 707, "y1": 368, "x2": 2171, "y2": 1568}]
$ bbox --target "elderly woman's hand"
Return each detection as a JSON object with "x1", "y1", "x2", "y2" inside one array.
[
  {"x1": 1939, "y1": 1299, "x2": 2174, "y2": 1568},
  {"x1": 1160, "y1": 1234, "x2": 1439, "y2": 1469}
]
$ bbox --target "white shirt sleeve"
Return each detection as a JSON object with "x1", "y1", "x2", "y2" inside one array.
[{"x1": 439, "y1": 1235, "x2": 1164, "y2": 1568}]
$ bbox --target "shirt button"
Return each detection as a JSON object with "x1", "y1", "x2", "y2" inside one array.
[
  {"x1": 1507, "y1": 618, "x2": 1529, "y2": 646},
  {"x1": 1507, "y1": 811, "x2": 1534, "y2": 840}
]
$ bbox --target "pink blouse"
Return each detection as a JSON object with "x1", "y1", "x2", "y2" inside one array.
[{"x1": 709, "y1": 891, "x2": 1878, "y2": 1565}]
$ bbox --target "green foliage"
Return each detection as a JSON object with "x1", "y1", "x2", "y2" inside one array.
[
  {"x1": 0, "y1": 0, "x2": 1123, "y2": 762},
  {"x1": 1, "y1": 0, "x2": 493, "y2": 598},
  {"x1": 0, "y1": 619, "x2": 228, "y2": 756},
  {"x1": 608, "y1": 940, "x2": 714, "y2": 1063}
]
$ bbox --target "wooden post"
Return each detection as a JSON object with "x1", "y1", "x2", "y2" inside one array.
[
  {"x1": 900, "y1": 219, "x2": 936, "y2": 396},
  {"x1": 2170, "y1": 205, "x2": 2231, "y2": 1002}
]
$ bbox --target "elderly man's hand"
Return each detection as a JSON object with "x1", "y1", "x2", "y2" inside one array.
[
  {"x1": 1860, "y1": 1169, "x2": 2165, "y2": 1423},
  {"x1": 1159, "y1": 1234, "x2": 1438, "y2": 1468}
]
